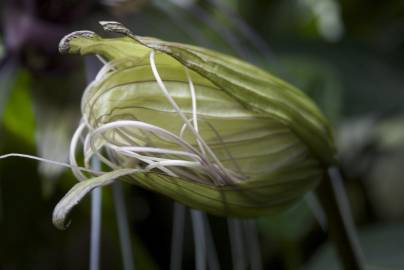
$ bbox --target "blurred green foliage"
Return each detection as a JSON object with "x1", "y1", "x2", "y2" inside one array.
[
  {"x1": 307, "y1": 223, "x2": 404, "y2": 270},
  {"x1": 3, "y1": 70, "x2": 35, "y2": 145}
]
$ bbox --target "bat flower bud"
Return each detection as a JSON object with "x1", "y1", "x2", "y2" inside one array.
[{"x1": 52, "y1": 21, "x2": 336, "y2": 229}]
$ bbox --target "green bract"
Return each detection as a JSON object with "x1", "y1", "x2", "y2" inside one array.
[{"x1": 52, "y1": 21, "x2": 336, "y2": 229}]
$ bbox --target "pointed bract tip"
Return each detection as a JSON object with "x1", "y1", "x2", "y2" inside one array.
[{"x1": 99, "y1": 21, "x2": 132, "y2": 35}]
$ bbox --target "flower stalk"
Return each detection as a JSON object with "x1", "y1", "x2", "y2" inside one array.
[{"x1": 317, "y1": 167, "x2": 365, "y2": 270}]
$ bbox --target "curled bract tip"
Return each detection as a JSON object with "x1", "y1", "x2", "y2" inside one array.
[
  {"x1": 99, "y1": 21, "x2": 132, "y2": 35},
  {"x1": 52, "y1": 200, "x2": 73, "y2": 230},
  {"x1": 53, "y1": 215, "x2": 71, "y2": 230},
  {"x1": 52, "y1": 169, "x2": 136, "y2": 229},
  {"x1": 58, "y1": 30, "x2": 98, "y2": 54}
]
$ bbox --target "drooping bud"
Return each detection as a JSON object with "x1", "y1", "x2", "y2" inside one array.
[{"x1": 53, "y1": 21, "x2": 336, "y2": 229}]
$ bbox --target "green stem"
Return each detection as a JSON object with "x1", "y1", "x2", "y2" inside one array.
[{"x1": 316, "y1": 167, "x2": 366, "y2": 270}]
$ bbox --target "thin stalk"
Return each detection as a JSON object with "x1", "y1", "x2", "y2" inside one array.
[
  {"x1": 316, "y1": 166, "x2": 365, "y2": 270},
  {"x1": 204, "y1": 0, "x2": 291, "y2": 78},
  {"x1": 0, "y1": 55, "x2": 18, "y2": 116},
  {"x1": 201, "y1": 212, "x2": 220, "y2": 270},
  {"x1": 242, "y1": 220, "x2": 262, "y2": 270},
  {"x1": 191, "y1": 209, "x2": 207, "y2": 270},
  {"x1": 90, "y1": 184, "x2": 102, "y2": 270},
  {"x1": 170, "y1": 203, "x2": 186, "y2": 270},
  {"x1": 227, "y1": 218, "x2": 246, "y2": 270},
  {"x1": 305, "y1": 192, "x2": 327, "y2": 231},
  {"x1": 168, "y1": 1, "x2": 248, "y2": 59},
  {"x1": 112, "y1": 182, "x2": 135, "y2": 270},
  {"x1": 0, "y1": 175, "x2": 3, "y2": 223},
  {"x1": 152, "y1": 1, "x2": 208, "y2": 47},
  {"x1": 205, "y1": 0, "x2": 273, "y2": 61},
  {"x1": 86, "y1": 56, "x2": 103, "y2": 270}
]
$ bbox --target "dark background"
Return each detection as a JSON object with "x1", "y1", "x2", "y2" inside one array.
[{"x1": 1, "y1": 0, "x2": 404, "y2": 269}]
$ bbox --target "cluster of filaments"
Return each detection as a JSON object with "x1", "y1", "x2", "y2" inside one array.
[{"x1": 70, "y1": 50, "x2": 245, "y2": 186}]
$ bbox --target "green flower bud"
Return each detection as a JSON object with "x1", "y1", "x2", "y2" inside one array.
[{"x1": 53, "y1": 21, "x2": 336, "y2": 229}]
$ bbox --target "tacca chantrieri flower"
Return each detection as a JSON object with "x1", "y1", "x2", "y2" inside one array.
[{"x1": 52, "y1": 21, "x2": 336, "y2": 229}]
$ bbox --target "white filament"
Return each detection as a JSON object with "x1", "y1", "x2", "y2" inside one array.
[
  {"x1": 146, "y1": 160, "x2": 202, "y2": 171},
  {"x1": 149, "y1": 50, "x2": 238, "y2": 184},
  {"x1": 184, "y1": 67, "x2": 206, "y2": 157},
  {"x1": 88, "y1": 120, "x2": 223, "y2": 182},
  {"x1": 0, "y1": 153, "x2": 101, "y2": 175},
  {"x1": 69, "y1": 121, "x2": 88, "y2": 180},
  {"x1": 116, "y1": 146, "x2": 201, "y2": 161}
]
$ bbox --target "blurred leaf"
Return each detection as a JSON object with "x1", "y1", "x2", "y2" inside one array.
[
  {"x1": 367, "y1": 154, "x2": 404, "y2": 220},
  {"x1": 306, "y1": 223, "x2": 404, "y2": 270},
  {"x1": 2, "y1": 70, "x2": 35, "y2": 145},
  {"x1": 337, "y1": 114, "x2": 404, "y2": 220},
  {"x1": 258, "y1": 200, "x2": 315, "y2": 270},
  {"x1": 0, "y1": 40, "x2": 4, "y2": 57},
  {"x1": 36, "y1": 108, "x2": 77, "y2": 196},
  {"x1": 279, "y1": 55, "x2": 343, "y2": 123},
  {"x1": 258, "y1": 199, "x2": 314, "y2": 241},
  {"x1": 100, "y1": 187, "x2": 160, "y2": 270},
  {"x1": 375, "y1": 115, "x2": 404, "y2": 150},
  {"x1": 336, "y1": 116, "x2": 378, "y2": 178},
  {"x1": 300, "y1": 0, "x2": 344, "y2": 42},
  {"x1": 0, "y1": 56, "x2": 18, "y2": 118},
  {"x1": 103, "y1": 0, "x2": 149, "y2": 15},
  {"x1": 132, "y1": 229, "x2": 160, "y2": 270}
]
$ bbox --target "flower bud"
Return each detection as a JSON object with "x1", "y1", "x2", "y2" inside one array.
[{"x1": 53, "y1": 22, "x2": 336, "y2": 229}]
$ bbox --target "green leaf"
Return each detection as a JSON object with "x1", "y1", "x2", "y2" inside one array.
[{"x1": 3, "y1": 70, "x2": 36, "y2": 145}]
